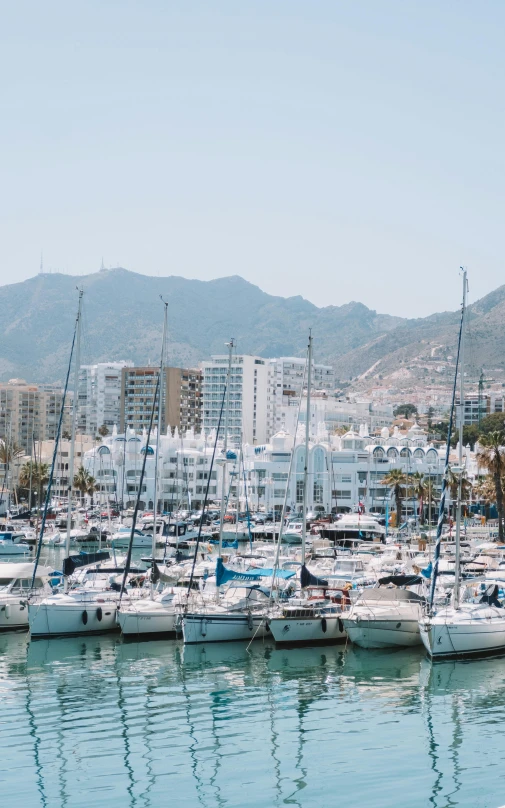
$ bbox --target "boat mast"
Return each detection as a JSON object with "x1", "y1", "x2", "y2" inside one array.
[
  {"x1": 453, "y1": 268, "x2": 467, "y2": 608},
  {"x1": 65, "y1": 289, "x2": 83, "y2": 565},
  {"x1": 152, "y1": 299, "x2": 168, "y2": 595},
  {"x1": 218, "y1": 339, "x2": 234, "y2": 558},
  {"x1": 302, "y1": 331, "x2": 312, "y2": 567}
]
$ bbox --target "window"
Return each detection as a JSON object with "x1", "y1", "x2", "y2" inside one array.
[{"x1": 296, "y1": 480, "x2": 304, "y2": 503}]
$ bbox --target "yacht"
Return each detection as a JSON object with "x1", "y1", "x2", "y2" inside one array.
[
  {"x1": 110, "y1": 527, "x2": 152, "y2": 548},
  {"x1": 0, "y1": 562, "x2": 53, "y2": 631},
  {"x1": 269, "y1": 592, "x2": 347, "y2": 645},
  {"x1": 320, "y1": 514, "x2": 386, "y2": 546},
  {"x1": 341, "y1": 576, "x2": 427, "y2": 648},
  {"x1": 0, "y1": 532, "x2": 32, "y2": 556}
]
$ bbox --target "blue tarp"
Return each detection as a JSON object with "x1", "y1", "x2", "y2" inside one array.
[{"x1": 215, "y1": 557, "x2": 296, "y2": 587}]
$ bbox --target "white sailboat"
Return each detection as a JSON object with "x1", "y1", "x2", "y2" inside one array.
[
  {"x1": 269, "y1": 333, "x2": 346, "y2": 646},
  {"x1": 117, "y1": 301, "x2": 180, "y2": 639},
  {"x1": 420, "y1": 269, "x2": 505, "y2": 659}
]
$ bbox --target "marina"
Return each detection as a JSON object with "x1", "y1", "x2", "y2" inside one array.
[{"x1": 2, "y1": 632, "x2": 505, "y2": 807}]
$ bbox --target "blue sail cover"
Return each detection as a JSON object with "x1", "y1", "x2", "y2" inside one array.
[{"x1": 215, "y1": 557, "x2": 295, "y2": 587}]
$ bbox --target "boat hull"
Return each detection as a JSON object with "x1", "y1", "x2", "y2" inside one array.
[
  {"x1": 342, "y1": 617, "x2": 421, "y2": 648},
  {"x1": 29, "y1": 598, "x2": 119, "y2": 638},
  {"x1": 117, "y1": 604, "x2": 178, "y2": 637},
  {"x1": 182, "y1": 612, "x2": 268, "y2": 644},
  {"x1": 420, "y1": 610, "x2": 505, "y2": 659},
  {"x1": 269, "y1": 615, "x2": 346, "y2": 645},
  {"x1": 0, "y1": 597, "x2": 29, "y2": 631}
]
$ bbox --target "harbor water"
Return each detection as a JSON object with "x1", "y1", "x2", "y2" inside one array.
[{"x1": 1, "y1": 631, "x2": 505, "y2": 807}]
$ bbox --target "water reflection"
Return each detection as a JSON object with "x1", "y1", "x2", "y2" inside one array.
[{"x1": 0, "y1": 633, "x2": 504, "y2": 806}]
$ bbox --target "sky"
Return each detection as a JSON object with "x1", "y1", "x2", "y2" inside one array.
[{"x1": 1, "y1": 1, "x2": 504, "y2": 317}]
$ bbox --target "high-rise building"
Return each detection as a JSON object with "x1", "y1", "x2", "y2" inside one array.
[
  {"x1": 120, "y1": 366, "x2": 203, "y2": 435},
  {"x1": 0, "y1": 379, "x2": 71, "y2": 452},
  {"x1": 78, "y1": 362, "x2": 133, "y2": 436},
  {"x1": 267, "y1": 357, "x2": 335, "y2": 438},
  {"x1": 202, "y1": 354, "x2": 269, "y2": 445}
]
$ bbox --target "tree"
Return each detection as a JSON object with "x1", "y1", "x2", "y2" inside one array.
[
  {"x1": 73, "y1": 466, "x2": 96, "y2": 505},
  {"x1": 0, "y1": 439, "x2": 23, "y2": 466},
  {"x1": 394, "y1": 404, "x2": 418, "y2": 419},
  {"x1": 86, "y1": 474, "x2": 98, "y2": 507},
  {"x1": 382, "y1": 468, "x2": 407, "y2": 525},
  {"x1": 474, "y1": 477, "x2": 497, "y2": 521},
  {"x1": 427, "y1": 407, "x2": 435, "y2": 431},
  {"x1": 445, "y1": 467, "x2": 472, "y2": 518},
  {"x1": 98, "y1": 424, "x2": 109, "y2": 437},
  {"x1": 18, "y1": 461, "x2": 49, "y2": 508},
  {"x1": 479, "y1": 413, "x2": 505, "y2": 435},
  {"x1": 62, "y1": 430, "x2": 72, "y2": 441},
  {"x1": 476, "y1": 431, "x2": 505, "y2": 540},
  {"x1": 410, "y1": 472, "x2": 427, "y2": 523}
]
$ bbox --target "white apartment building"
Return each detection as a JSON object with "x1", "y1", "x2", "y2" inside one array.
[
  {"x1": 78, "y1": 361, "x2": 133, "y2": 436},
  {"x1": 82, "y1": 421, "x2": 445, "y2": 520},
  {"x1": 268, "y1": 357, "x2": 335, "y2": 437},
  {"x1": 278, "y1": 396, "x2": 394, "y2": 438},
  {"x1": 202, "y1": 354, "x2": 269, "y2": 445}
]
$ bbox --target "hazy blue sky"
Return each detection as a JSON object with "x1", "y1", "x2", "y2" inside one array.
[{"x1": 1, "y1": 1, "x2": 504, "y2": 316}]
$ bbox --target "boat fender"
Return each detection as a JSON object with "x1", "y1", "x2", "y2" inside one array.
[
  {"x1": 5, "y1": 604, "x2": 10, "y2": 620},
  {"x1": 321, "y1": 617, "x2": 327, "y2": 633},
  {"x1": 247, "y1": 612, "x2": 254, "y2": 631},
  {"x1": 96, "y1": 607, "x2": 103, "y2": 622},
  {"x1": 338, "y1": 617, "x2": 344, "y2": 634},
  {"x1": 201, "y1": 618, "x2": 207, "y2": 636},
  {"x1": 82, "y1": 610, "x2": 88, "y2": 625},
  {"x1": 396, "y1": 622, "x2": 401, "y2": 629},
  {"x1": 265, "y1": 619, "x2": 271, "y2": 634}
]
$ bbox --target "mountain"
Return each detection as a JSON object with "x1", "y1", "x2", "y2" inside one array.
[
  {"x1": 0, "y1": 268, "x2": 503, "y2": 388},
  {"x1": 0, "y1": 268, "x2": 403, "y2": 382}
]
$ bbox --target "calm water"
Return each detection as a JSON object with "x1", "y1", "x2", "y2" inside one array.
[{"x1": 2, "y1": 637, "x2": 505, "y2": 807}]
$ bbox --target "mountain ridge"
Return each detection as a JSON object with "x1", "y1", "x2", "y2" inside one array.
[{"x1": 0, "y1": 268, "x2": 504, "y2": 387}]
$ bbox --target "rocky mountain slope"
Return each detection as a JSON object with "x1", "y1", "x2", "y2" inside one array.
[{"x1": 0, "y1": 268, "x2": 503, "y2": 386}]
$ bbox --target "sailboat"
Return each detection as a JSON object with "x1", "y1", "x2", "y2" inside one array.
[
  {"x1": 118, "y1": 301, "x2": 180, "y2": 638},
  {"x1": 29, "y1": 293, "x2": 135, "y2": 638},
  {"x1": 420, "y1": 269, "x2": 505, "y2": 659},
  {"x1": 269, "y1": 333, "x2": 346, "y2": 646}
]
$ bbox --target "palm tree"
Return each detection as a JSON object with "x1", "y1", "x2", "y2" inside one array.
[
  {"x1": 410, "y1": 472, "x2": 427, "y2": 524},
  {"x1": 0, "y1": 439, "x2": 23, "y2": 466},
  {"x1": 445, "y1": 467, "x2": 472, "y2": 519},
  {"x1": 86, "y1": 474, "x2": 98, "y2": 507},
  {"x1": 474, "y1": 477, "x2": 497, "y2": 522},
  {"x1": 382, "y1": 468, "x2": 407, "y2": 527},
  {"x1": 73, "y1": 466, "x2": 94, "y2": 505},
  {"x1": 18, "y1": 461, "x2": 49, "y2": 508},
  {"x1": 98, "y1": 424, "x2": 109, "y2": 438},
  {"x1": 477, "y1": 431, "x2": 505, "y2": 540}
]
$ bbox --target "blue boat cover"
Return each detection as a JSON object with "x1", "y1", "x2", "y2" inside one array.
[{"x1": 216, "y1": 557, "x2": 295, "y2": 587}]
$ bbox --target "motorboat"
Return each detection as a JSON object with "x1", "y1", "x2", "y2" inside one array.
[
  {"x1": 269, "y1": 593, "x2": 347, "y2": 645},
  {"x1": 0, "y1": 562, "x2": 53, "y2": 631},
  {"x1": 110, "y1": 527, "x2": 152, "y2": 548},
  {"x1": 0, "y1": 532, "x2": 32, "y2": 556},
  {"x1": 341, "y1": 576, "x2": 427, "y2": 648},
  {"x1": 319, "y1": 514, "x2": 386, "y2": 546}
]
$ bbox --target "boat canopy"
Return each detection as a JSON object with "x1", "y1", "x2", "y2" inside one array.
[
  {"x1": 62, "y1": 551, "x2": 110, "y2": 576},
  {"x1": 215, "y1": 557, "x2": 295, "y2": 587}
]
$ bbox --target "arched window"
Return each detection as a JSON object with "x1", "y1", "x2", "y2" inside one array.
[{"x1": 387, "y1": 447, "x2": 398, "y2": 459}]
